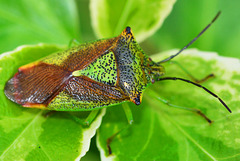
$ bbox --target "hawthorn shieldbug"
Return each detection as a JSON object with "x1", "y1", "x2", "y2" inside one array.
[{"x1": 4, "y1": 11, "x2": 231, "y2": 126}]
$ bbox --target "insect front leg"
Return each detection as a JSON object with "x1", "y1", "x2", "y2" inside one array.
[
  {"x1": 122, "y1": 103, "x2": 134, "y2": 125},
  {"x1": 156, "y1": 95, "x2": 212, "y2": 123},
  {"x1": 168, "y1": 60, "x2": 214, "y2": 83}
]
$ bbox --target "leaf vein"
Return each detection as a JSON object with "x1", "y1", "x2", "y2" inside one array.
[{"x1": 133, "y1": 110, "x2": 155, "y2": 160}]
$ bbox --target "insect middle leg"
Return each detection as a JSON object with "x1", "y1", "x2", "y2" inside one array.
[
  {"x1": 68, "y1": 39, "x2": 81, "y2": 48},
  {"x1": 168, "y1": 60, "x2": 214, "y2": 83},
  {"x1": 42, "y1": 110, "x2": 57, "y2": 117},
  {"x1": 107, "y1": 103, "x2": 133, "y2": 155},
  {"x1": 67, "y1": 110, "x2": 100, "y2": 126}
]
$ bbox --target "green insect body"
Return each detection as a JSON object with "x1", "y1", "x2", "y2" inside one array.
[{"x1": 4, "y1": 27, "x2": 165, "y2": 111}]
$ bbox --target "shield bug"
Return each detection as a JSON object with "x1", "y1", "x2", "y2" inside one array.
[{"x1": 4, "y1": 11, "x2": 231, "y2": 127}]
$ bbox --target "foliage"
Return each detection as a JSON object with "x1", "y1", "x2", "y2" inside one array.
[{"x1": 0, "y1": 0, "x2": 239, "y2": 160}]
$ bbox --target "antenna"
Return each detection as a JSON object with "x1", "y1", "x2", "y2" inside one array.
[
  {"x1": 158, "y1": 11, "x2": 221, "y2": 64},
  {"x1": 158, "y1": 77, "x2": 232, "y2": 113}
]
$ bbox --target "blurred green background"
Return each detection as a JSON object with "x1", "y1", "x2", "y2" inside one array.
[
  {"x1": 149, "y1": 0, "x2": 240, "y2": 58},
  {"x1": 0, "y1": 0, "x2": 240, "y2": 58},
  {"x1": 78, "y1": 0, "x2": 240, "y2": 58}
]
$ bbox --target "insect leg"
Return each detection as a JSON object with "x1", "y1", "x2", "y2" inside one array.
[
  {"x1": 158, "y1": 77, "x2": 232, "y2": 113},
  {"x1": 66, "y1": 112, "x2": 85, "y2": 126},
  {"x1": 66, "y1": 110, "x2": 99, "y2": 126},
  {"x1": 107, "y1": 103, "x2": 134, "y2": 155},
  {"x1": 168, "y1": 60, "x2": 214, "y2": 83},
  {"x1": 68, "y1": 39, "x2": 80, "y2": 48},
  {"x1": 122, "y1": 103, "x2": 134, "y2": 125},
  {"x1": 107, "y1": 124, "x2": 131, "y2": 155},
  {"x1": 84, "y1": 110, "x2": 100, "y2": 126},
  {"x1": 156, "y1": 96, "x2": 212, "y2": 123},
  {"x1": 42, "y1": 110, "x2": 57, "y2": 117}
]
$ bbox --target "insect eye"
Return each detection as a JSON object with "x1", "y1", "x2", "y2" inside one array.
[
  {"x1": 134, "y1": 96, "x2": 141, "y2": 105},
  {"x1": 125, "y1": 27, "x2": 131, "y2": 34}
]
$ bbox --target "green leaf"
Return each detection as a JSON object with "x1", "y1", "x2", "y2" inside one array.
[
  {"x1": 90, "y1": 0, "x2": 176, "y2": 41},
  {"x1": 97, "y1": 49, "x2": 240, "y2": 160},
  {"x1": 0, "y1": 44, "x2": 106, "y2": 161},
  {"x1": 0, "y1": 0, "x2": 80, "y2": 53}
]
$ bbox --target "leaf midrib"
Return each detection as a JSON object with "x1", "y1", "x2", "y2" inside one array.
[{"x1": 133, "y1": 109, "x2": 155, "y2": 160}]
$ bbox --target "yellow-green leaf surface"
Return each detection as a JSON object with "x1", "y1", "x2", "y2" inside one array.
[
  {"x1": 0, "y1": 44, "x2": 106, "y2": 161},
  {"x1": 97, "y1": 49, "x2": 240, "y2": 161},
  {"x1": 90, "y1": 0, "x2": 176, "y2": 42}
]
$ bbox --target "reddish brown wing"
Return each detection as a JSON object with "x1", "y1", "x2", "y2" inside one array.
[{"x1": 4, "y1": 62, "x2": 71, "y2": 107}]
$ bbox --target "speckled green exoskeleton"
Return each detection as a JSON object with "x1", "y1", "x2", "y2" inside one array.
[{"x1": 4, "y1": 12, "x2": 231, "y2": 127}]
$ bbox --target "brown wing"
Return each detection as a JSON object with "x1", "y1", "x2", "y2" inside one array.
[{"x1": 4, "y1": 62, "x2": 71, "y2": 107}]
